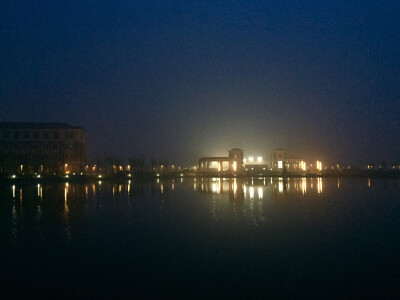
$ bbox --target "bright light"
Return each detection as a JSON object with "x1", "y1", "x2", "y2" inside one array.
[
  {"x1": 233, "y1": 161, "x2": 237, "y2": 172},
  {"x1": 317, "y1": 161, "x2": 322, "y2": 171},
  {"x1": 278, "y1": 181, "x2": 283, "y2": 192},
  {"x1": 11, "y1": 174, "x2": 16, "y2": 178},
  {"x1": 128, "y1": 174, "x2": 131, "y2": 177},
  {"x1": 249, "y1": 186, "x2": 254, "y2": 198},
  {"x1": 37, "y1": 175, "x2": 41, "y2": 178},
  {"x1": 257, "y1": 156, "x2": 262, "y2": 162},
  {"x1": 258, "y1": 187, "x2": 263, "y2": 199},
  {"x1": 243, "y1": 159, "x2": 247, "y2": 163},
  {"x1": 278, "y1": 161, "x2": 283, "y2": 169},
  {"x1": 98, "y1": 175, "x2": 102, "y2": 178},
  {"x1": 317, "y1": 178, "x2": 323, "y2": 193},
  {"x1": 248, "y1": 157, "x2": 254, "y2": 162}
]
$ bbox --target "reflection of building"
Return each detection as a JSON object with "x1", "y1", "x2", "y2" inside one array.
[
  {"x1": 270, "y1": 149, "x2": 306, "y2": 172},
  {"x1": 0, "y1": 122, "x2": 86, "y2": 174},
  {"x1": 198, "y1": 149, "x2": 243, "y2": 174}
]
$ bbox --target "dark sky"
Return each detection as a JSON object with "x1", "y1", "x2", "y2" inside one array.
[{"x1": 1, "y1": 0, "x2": 399, "y2": 166}]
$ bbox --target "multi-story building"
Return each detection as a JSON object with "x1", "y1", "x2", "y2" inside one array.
[{"x1": 0, "y1": 122, "x2": 85, "y2": 174}]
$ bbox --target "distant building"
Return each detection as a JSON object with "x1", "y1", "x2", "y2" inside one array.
[
  {"x1": 270, "y1": 149, "x2": 306, "y2": 172},
  {"x1": 198, "y1": 149, "x2": 243, "y2": 174},
  {"x1": 243, "y1": 155, "x2": 269, "y2": 172},
  {"x1": 0, "y1": 122, "x2": 85, "y2": 174}
]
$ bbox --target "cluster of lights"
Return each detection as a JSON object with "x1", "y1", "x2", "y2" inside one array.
[{"x1": 244, "y1": 156, "x2": 263, "y2": 164}]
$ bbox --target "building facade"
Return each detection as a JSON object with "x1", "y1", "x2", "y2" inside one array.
[
  {"x1": 198, "y1": 149, "x2": 243, "y2": 174},
  {"x1": 0, "y1": 123, "x2": 86, "y2": 174},
  {"x1": 270, "y1": 149, "x2": 306, "y2": 172}
]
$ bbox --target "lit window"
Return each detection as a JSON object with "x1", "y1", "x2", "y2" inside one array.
[{"x1": 278, "y1": 161, "x2": 283, "y2": 169}]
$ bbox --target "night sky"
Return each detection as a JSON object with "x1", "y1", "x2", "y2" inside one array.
[{"x1": 1, "y1": 0, "x2": 399, "y2": 166}]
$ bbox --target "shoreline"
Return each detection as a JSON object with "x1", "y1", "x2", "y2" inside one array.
[{"x1": 1, "y1": 170, "x2": 400, "y2": 184}]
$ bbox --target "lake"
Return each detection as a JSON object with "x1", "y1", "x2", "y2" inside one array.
[{"x1": 1, "y1": 177, "x2": 399, "y2": 298}]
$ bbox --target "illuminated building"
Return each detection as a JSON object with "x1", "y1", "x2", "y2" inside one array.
[
  {"x1": 0, "y1": 122, "x2": 86, "y2": 174},
  {"x1": 198, "y1": 148, "x2": 243, "y2": 174},
  {"x1": 270, "y1": 149, "x2": 306, "y2": 172},
  {"x1": 243, "y1": 155, "x2": 268, "y2": 172}
]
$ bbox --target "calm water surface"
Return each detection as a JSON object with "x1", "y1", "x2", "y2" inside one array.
[{"x1": 1, "y1": 177, "x2": 400, "y2": 298}]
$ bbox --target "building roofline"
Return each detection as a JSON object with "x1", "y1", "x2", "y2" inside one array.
[
  {"x1": 0, "y1": 122, "x2": 83, "y2": 129},
  {"x1": 199, "y1": 157, "x2": 229, "y2": 161}
]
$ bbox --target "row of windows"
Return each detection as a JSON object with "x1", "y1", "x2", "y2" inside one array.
[
  {"x1": 0, "y1": 131, "x2": 77, "y2": 140},
  {"x1": 1, "y1": 143, "x2": 77, "y2": 151}
]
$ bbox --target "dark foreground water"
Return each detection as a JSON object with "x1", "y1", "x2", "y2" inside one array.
[{"x1": 1, "y1": 177, "x2": 399, "y2": 298}]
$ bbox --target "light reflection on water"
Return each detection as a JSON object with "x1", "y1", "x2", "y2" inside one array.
[
  {"x1": 1, "y1": 177, "x2": 400, "y2": 298},
  {"x1": 2, "y1": 177, "x2": 400, "y2": 246}
]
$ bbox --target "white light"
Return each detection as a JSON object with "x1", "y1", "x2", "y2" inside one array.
[
  {"x1": 258, "y1": 187, "x2": 263, "y2": 199},
  {"x1": 128, "y1": 174, "x2": 131, "y2": 177},
  {"x1": 98, "y1": 175, "x2": 102, "y2": 178},
  {"x1": 248, "y1": 157, "x2": 254, "y2": 162},
  {"x1": 278, "y1": 161, "x2": 283, "y2": 169},
  {"x1": 37, "y1": 175, "x2": 41, "y2": 178},
  {"x1": 11, "y1": 175, "x2": 16, "y2": 178},
  {"x1": 257, "y1": 156, "x2": 262, "y2": 162},
  {"x1": 249, "y1": 186, "x2": 254, "y2": 198}
]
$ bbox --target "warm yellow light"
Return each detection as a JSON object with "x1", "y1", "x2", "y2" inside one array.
[
  {"x1": 278, "y1": 161, "x2": 283, "y2": 169},
  {"x1": 317, "y1": 178, "x2": 323, "y2": 193},
  {"x1": 278, "y1": 181, "x2": 283, "y2": 193},
  {"x1": 317, "y1": 161, "x2": 322, "y2": 171},
  {"x1": 233, "y1": 161, "x2": 237, "y2": 171},
  {"x1": 302, "y1": 177, "x2": 307, "y2": 194},
  {"x1": 257, "y1": 156, "x2": 262, "y2": 162},
  {"x1": 249, "y1": 186, "x2": 254, "y2": 198},
  {"x1": 248, "y1": 157, "x2": 254, "y2": 162}
]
